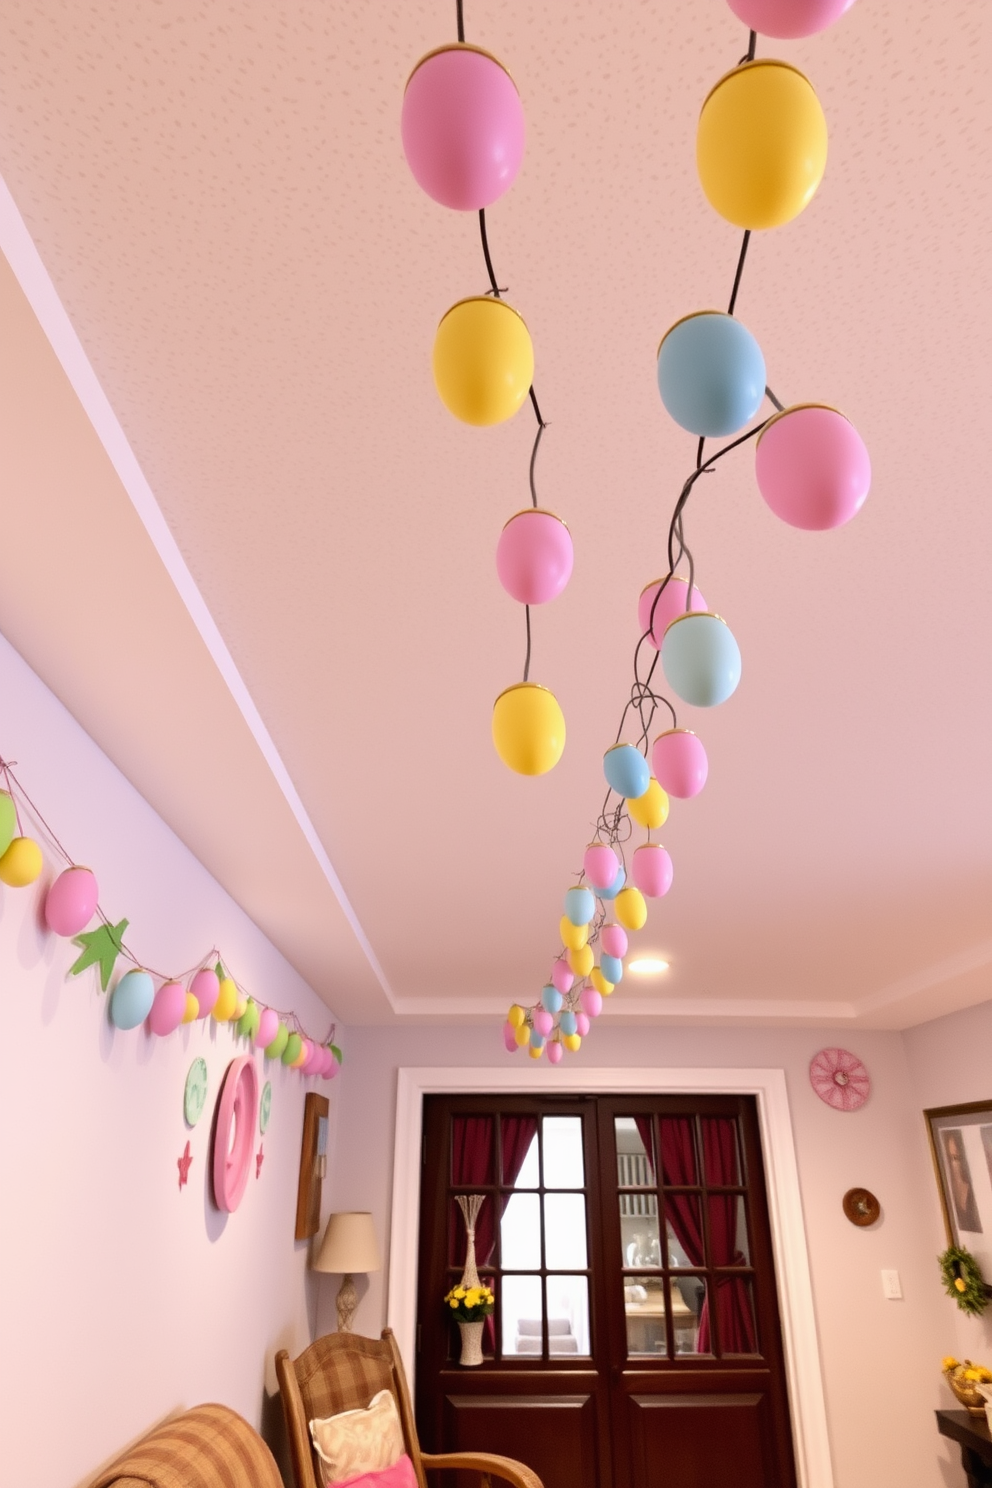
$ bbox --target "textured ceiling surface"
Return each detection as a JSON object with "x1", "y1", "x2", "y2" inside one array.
[{"x1": 0, "y1": 0, "x2": 988, "y2": 1024}]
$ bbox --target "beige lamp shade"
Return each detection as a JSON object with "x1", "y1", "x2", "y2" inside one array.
[{"x1": 314, "y1": 1211, "x2": 381, "y2": 1275}]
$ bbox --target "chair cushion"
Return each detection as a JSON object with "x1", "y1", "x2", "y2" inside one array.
[
  {"x1": 336, "y1": 1454, "x2": 418, "y2": 1488},
  {"x1": 310, "y1": 1388, "x2": 404, "y2": 1486}
]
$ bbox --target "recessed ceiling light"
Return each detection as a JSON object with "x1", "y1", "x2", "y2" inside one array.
[{"x1": 628, "y1": 957, "x2": 670, "y2": 975}]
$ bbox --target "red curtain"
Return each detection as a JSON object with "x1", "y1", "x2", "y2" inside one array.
[
  {"x1": 697, "y1": 1117, "x2": 757, "y2": 1353},
  {"x1": 658, "y1": 1116, "x2": 706, "y2": 1266}
]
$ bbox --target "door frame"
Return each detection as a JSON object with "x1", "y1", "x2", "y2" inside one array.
[{"x1": 387, "y1": 1066, "x2": 832, "y2": 1488}]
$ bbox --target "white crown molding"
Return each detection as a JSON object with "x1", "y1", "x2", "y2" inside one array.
[
  {"x1": 388, "y1": 1065, "x2": 833, "y2": 1488},
  {"x1": 854, "y1": 939, "x2": 992, "y2": 1013},
  {"x1": 0, "y1": 173, "x2": 396, "y2": 1012},
  {"x1": 390, "y1": 994, "x2": 856, "y2": 1021}
]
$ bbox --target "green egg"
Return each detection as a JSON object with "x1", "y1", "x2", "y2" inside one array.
[
  {"x1": 0, "y1": 792, "x2": 16, "y2": 858},
  {"x1": 282, "y1": 1032, "x2": 303, "y2": 1066},
  {"x1": 265, "y1": 1022, "x2": 289, "y2": 1060}
]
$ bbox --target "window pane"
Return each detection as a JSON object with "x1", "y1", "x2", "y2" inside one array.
[
  {"x1": 545, "y1": 1193, "x2": 588, "y2": 1269},
  {"x1": 707, "y1": 1193, "x2": 751, "y2": 1265},
  {"x1": 501, "y1": 1192, "x2": 541, "y2": 1269},
  {"x1": 625, "y1": 1276, "x2": 668, "y2": 1357},
  {"x1": 501, "y1": 1274, "x2": 543, "y2": 1356},
  {"x1": 510, "y1": 1131, "x2": 540, "y2": 1189},
  {"x1": 664, "y1": 1193, "x2": 704, "y2": 1267},
  {"x1": 620, "y1": 1198, "x2": 661, "y2": 1268},
  {"x1": 451, "y1": 1116, "x2": 495, "y2": 1184},
  {"x1": 714, "y1": 1275, "x2": 759, "y2": 1355},
  {"x1": 659, "y1": 1117, "x2": 698, "y2": 1185},
  {"x1": 671, "y1": 1276, "x2": 709, "y2": 1355},
  {"x1": 615, "y1": 1116, "x2": 656, "y2": 1186},
  {"x1": 543, "y1": 1117, "x2": 585, "y2": 1188},
  {"x1": 701, "y1": 1116, "x2": 741, "y2": 1186},
  {"x1": 546, "y1": 1275, "x2": 590, "y2": 1356}
]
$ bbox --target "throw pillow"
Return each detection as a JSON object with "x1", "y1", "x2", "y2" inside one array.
[{"x1": 309, "y1": 1388, "x2": 405, "y2": 1487}]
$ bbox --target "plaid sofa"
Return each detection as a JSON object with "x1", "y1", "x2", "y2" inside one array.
[{"x1": 89, "y1": 1402, "x2": 282, "y2": 1488}]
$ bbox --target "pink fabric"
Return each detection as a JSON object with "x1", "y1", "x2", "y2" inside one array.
[{"x1": 335, "y1": 1453, "x2": 418, "y2": 1488}]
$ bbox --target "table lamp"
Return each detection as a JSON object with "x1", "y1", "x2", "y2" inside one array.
[{"x1": 313, "y1": 1211, "x2": 382, "y2": 1332}]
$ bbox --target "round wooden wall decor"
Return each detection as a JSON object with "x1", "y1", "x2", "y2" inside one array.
[
  {"x1": 809, "y1": 1047, "x2": 871, "y2": 1110},
  {"x1": 843, "y1": 1187, "x2": 880, "y2": 1226},
  {"x1": 212, "y1": 1056, "x2": 259, "y2": 1213}
]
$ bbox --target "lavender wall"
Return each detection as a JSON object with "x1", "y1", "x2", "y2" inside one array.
[
  {"x1": 327, "y1": 1021, "x2": 951, "y2": 1488},
  {"x1": 0, "y1": 632, "x2": 342, "y2": 1488}
]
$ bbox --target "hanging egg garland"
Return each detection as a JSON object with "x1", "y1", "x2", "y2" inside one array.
[
  {"x1": 755, "y1": 404, "x2": 871, "y2": 530},
  {"x1": 626, "y1": 777, "x2": 670, "y2": 830},
  {"x1": 497, "y1": 510, "x2": 573, "y2": 605},
  {"x1": 0, "y1": 836, "x2": 43, "y2": 887},
  {"x1": 583, "y1": 841, "x2": 619, "y2": 892},
  {"x1": 433, "y1": 297, "x2": 534, "y2": 427},
  {"x1": 492, "y1": 683, "x2": 565, "y2": 776},
  {"x1": 563, "y1": 884, "x2": 596, "y2": 927},
  {"x1": 632, "y1": 845, "x2": 674, "y2": 899},
  {"x1": 604, "y1": 743, "x2": 651, "y2": 801},
  {"x1": 45, "y1": 865, "x2": 99, "y2": 936},
  {"x1": 191, "y1": 966, "x2": 220, "y2": 1019},
  {"x1": 651, "y1": 729, "x2": 709, "y2": 799},
  {"x1": 658, "y1": 312, "x2": 766, "y2": 437},
  {"x1": 661, "y1": 612, "x2": 742, "y2": 708},
  {"x1": 110, "y1": 969, "x2": 155, "y2": 1031},
  {"x1": 148, "y1": 979, "x2": 187, "y2": 1037}
]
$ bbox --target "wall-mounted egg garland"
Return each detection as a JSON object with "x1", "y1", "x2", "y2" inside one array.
[{"x1": 498, "y1": 0, "x2": 867, "y2": 1063}]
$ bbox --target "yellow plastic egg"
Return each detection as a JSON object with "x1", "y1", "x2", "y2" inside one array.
[
  {"x1": 492, "y1": 682, "x2": 566, "y2": 776},
  {"x1": 514, "y1": 1023, "x2": 531, "y2": 1047},
  {"x1": 615, "y1": 885, "x2": 648, "y2": 931},
  {"x1": 233, "y1": 996, "x2": 248, "y2": 1021},
  {"x1": 212, "y1": 975, "x2": 238, "y2": 1022},
  {"x1": 433, "y1": 296, "x2": 534, "y2": 426},
  {"x1": 182, "y1": 992, "x2": 199, "y2": 1023},
  {"x1": 0, "y1": 836, "x2": 43, "y2": 887},
  {"x1": 627, "y1": 778, "x2": 670, "y2": 831},
  {"x1": 508, "y1": 1004, "x2": 526, "y2": 1028},
  {"x1": 568, "y1": 943, "x2": 594, "y2": 978},
  {"x1": 697, "y1": 60, "x2": 828, "y2": 230},
  {"x1": 559, "y1": 915, "x2": 589, "y2": 952},
  {"x1": 528, "y1": 1044, "x2": 543, "y2": 1059},
  {"x1": 590, "y1": 966, "x2": 614, "y2": 997},
  {"x1": 563, "y1": 1033, "x2": 582, "y2": 1053}
]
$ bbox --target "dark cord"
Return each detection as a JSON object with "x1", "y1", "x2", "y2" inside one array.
[
  {"x1": 523, "y1": 605, "x2": 532, "y2": 682},
  {"x1": 478, "y1": 210, "x2": 500, "y2": 297},
  {"x1": 457, "y1": 0, "x2": 465, "y2": 43},
  {"x1": 529, "y1": 422, "x2": 544, "y2": 507},
  {"x1": 727, "y1": 230, "x2": 751, "y2": 316},
  {"x1": 747, "y1": 29, "x2": 756, "y2": 60},
  {"x1": 765, "y1": 385, "x2": 785, "y2": 412}
]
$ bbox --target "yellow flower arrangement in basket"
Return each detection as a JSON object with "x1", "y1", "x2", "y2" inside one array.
[
  {"x1": 444, "y1": 1283, "x2": 495, "y2": 1322},
  {"x1": 942, "y1": 1356, "x2": 992, "y2": 1415}
]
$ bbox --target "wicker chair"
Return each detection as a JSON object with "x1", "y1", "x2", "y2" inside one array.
[{"x1": 276, "y1": 1329, "x2": 541, "y2": 1488}]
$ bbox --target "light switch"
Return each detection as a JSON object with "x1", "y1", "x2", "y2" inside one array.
[{"x1": 881, "y1": 1269, "x2": 903, "y2": 1299}]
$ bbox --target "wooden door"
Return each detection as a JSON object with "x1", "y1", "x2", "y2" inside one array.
[{"x1": 415, "y1": 1094, "x2": 796, "y2": 1488}]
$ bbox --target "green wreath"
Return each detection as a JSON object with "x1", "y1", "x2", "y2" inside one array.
[{"x1": 939, "y1": 1246, "x2": 990, "y2": 1316}]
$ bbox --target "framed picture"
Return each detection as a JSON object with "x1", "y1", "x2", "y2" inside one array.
[{"x1": 925, "y1": 1100, "x2": 992, "y2": 1281}]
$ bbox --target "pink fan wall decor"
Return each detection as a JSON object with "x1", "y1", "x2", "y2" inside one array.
[{"x1": 809, "y1": 1047, "x2": 870, "y2": 1110}]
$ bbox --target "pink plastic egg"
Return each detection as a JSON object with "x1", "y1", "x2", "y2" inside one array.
[
  {"x1": 301, "y1": 1042, "x2": 322, "y2": 1075},
  {"x1": 637, "y1": 576, "x2": 708, "y2": 649},
  {"x1": 44, "y1": 865, "x2": 99, "y2": 937},
  {"x1": 323, "y1": 1051, "x2": 340, "y2": 1080},
  {"x1": 503, "y1": 1021, "x2": 519, "y2": 1052},
  {"x1": 726, "y1": 0, "x2": 855, "y2": 39},
  {"x1": 547, "y1": 1041, "x2": 564, "y2": 1065},
  {"x1": 583, "y1": 842, "x2": 619, "y2": 892},
  {"x1": 296, "y1": 1039, "x2": 313, "y2": 1073},
  {"x1": 575, "y1": 1012, "x2": 591, "y2": 1037},
  {"x1": 551, "y1": 958, "x2": 574, "y2": 995},
  {"x1": 651, "y1": 729, "x2": 709, "y2": 799},
  {"x1": 255, "y1": 1007, "x2": 279, "y2": 1049},
  {"x1": 147, "y1": 979, "x2": 187, "y2": 1037},
  {"x1": 632, "y1": 844, "x2": 674, "y2": 899},
  {"x1": 401, "y1": 45, "x2": 525, "y2": 211},
  {"x1": 309, "y1": 1046, "x2": 328, "y2": 1076},
  {"x1": 580, "y1": 987, "x2": 603, "y2": 1018},
  {"x1": 755, "y1": 405, "x2": 870, "y2": 530},
  {"x1": 600, "y1": 923, "x2": 628, "y2": 959},
  {"x1": 190, "y1": 967, "x2": 220, "y2": 1019},
  {"x1": 533, "y1": 1008, "x2": 554, "y2": 1037},
  {"x1": 497, "y1": 509, "x2": 573, "y2": 605}
]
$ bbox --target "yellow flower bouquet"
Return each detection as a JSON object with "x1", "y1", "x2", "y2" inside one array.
[
  {"x1": 444, "y1": 1283, "x2": 495, "y2": 1323},
  {"x1": 943, "y1": 1357, "x2": 992, "y2": 1415}
]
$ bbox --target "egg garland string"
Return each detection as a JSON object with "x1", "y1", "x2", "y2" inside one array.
[
  {"x1": 401, "y1": 3, "x2": 571, "y2": 780},
  {"x1": 0, "y1": 756, "x2": 342, "y2": 1077},
  {"x1": 503, "y1": 2, "x2": 868, "y2": 1062}
]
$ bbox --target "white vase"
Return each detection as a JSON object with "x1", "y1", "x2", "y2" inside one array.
[{"x1": 459, "y1": 1320, "x2": 485, "y2": 1367}]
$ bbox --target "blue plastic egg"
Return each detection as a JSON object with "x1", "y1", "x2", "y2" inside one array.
[
  {"x1": 110, "y1": 969, "x2": 155, "y2": 1030},
  {"x1": 662, "y1": 611, "x2": 742, "y2": 707},
  {"x1": 657, "y1": 311, "x2": 766, "y2": 437},
  {"x1": 559, "y1": 1010, "x2": 578, "y2": 1037},
  {"x1": 601, "y1": 953, "x2": 624, "y2": 985},
  {"x1": 541, "y1": 984, "x2": 563, "y2": 1015},
  {"x1": 530, "y1": 1029, "x2": 546, "y2": 1050},
  {"x1": 564, "y1": 885, "x2": 596, "y2": 927},
  {"x1": 598, "y1": 864, "x2": 627, "y2": 901},
  {"x1": 604, "y1": 743, "x2": 650, "y2": 801}
]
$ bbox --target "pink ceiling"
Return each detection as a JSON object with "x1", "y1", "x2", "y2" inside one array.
[{"x1": 0, "y1": 0, "x2": 988, "y2": 1027}]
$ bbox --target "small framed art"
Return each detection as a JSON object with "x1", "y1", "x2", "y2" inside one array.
[{"x1": 925, "y1": 1100, "x2": 992, "y2": 1282}]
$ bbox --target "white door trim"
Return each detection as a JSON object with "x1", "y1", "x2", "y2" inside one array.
[{"x1": 387, "y1": 1065, "x2": 833, "y2": 1488}]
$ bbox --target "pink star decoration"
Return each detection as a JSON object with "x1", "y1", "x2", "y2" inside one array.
[
  {"x1": 177, "y1": 1140, "x2": 193, "y2": 1191},
  {"x1": 256, "y1": 1145, "x2": 264, "y2": 1180}
]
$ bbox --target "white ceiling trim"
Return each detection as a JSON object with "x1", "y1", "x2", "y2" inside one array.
[
  {"x1": 854, "y1": 938, "x2": 992, "y2": 1013},
  {"x1": 0, "y1": 172, "x2": 396, "y2": 1011}
]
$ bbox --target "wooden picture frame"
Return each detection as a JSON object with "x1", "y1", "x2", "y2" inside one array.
[
  {"x1": 925, "y1": 1099, "x2": 992, "y2": 1288},
  {"x1": 295, "y1": 1091, "x2": 329, "y2": 1241}
]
